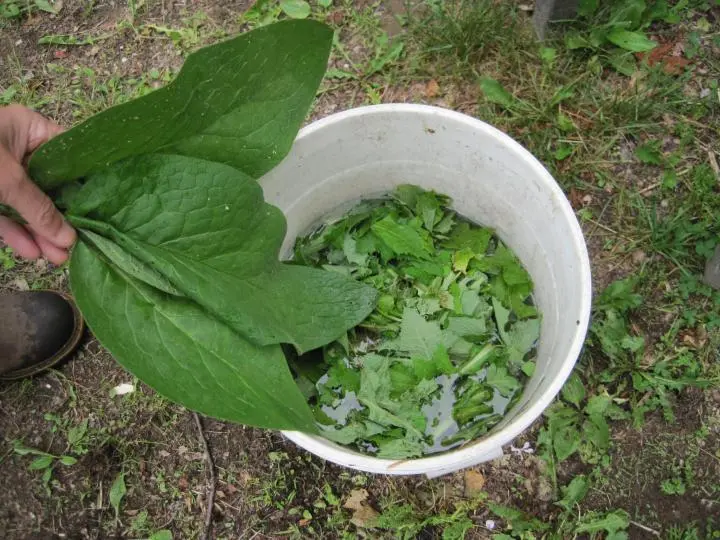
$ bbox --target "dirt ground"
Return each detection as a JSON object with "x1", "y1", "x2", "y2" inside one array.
[{"x1": 1, "y1": 0, "x2": 719, "y2": 539}]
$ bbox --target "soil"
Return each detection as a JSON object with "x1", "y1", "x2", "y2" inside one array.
[{"x1": 588, "y1": 388, "x2": 720, "y2": 537}]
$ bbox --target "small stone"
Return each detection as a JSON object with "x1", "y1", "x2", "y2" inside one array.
[
  {"x1": 704, "y1": 246, "x2": 720, "y2": 290},
  {"x1": 632, "y1": 250, "x2": 647, "y2": 264},
  {"x1": 11, "y1": 277, "x2": 29, "y2": 291},
  {"x1": 425, "y1": 80, "x2": 440, "y2": 98}
]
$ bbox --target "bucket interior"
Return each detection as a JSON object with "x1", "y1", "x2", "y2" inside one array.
[{"x1": 259, "y1": 105, "x2": 590, "y2": 473}]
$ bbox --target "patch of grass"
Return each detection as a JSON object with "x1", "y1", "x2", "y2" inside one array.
[
  {"x1": 408, "y1": 0, "x2": 527, "y2": 68},
  {"x1": 667, "y1": 521, "x2": 720, "y2": 540}
]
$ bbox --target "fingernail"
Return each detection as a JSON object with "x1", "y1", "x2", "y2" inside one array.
[{"x1": 56, "y1": 221, "x2": 77, "y2": 248}]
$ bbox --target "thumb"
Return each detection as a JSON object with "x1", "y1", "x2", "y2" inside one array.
[{"x1": 0, "y1": 154, "x2": 75, "y2": 250}]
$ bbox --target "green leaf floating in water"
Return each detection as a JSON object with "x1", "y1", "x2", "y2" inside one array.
[
  {"x1": 299, "y1": 186, "x2": 542, "y2": 458},
  {"x1": 27, "y1": 21, "x2": 378, "y2": 433}
]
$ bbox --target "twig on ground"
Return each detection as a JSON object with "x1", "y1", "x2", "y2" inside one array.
[
  {"x1": 586, "y1": 197, "x2": 613, "y2": 240},
  {"x1": 638, "y1": 181, "x2": 662, "y2": 195},
  {"x1": 698, "y1": 446, "x2": 720, "y2": 464},
  {"x1": 585, "y1": 218, "x2": 618, "y2": 235},
  {"x1": 630, "y1": 520, "x2": 660, "y2": 536},
  {"x1": 707, "y1": 149, "x2": 719, "y2": 180},
  {"x1": 193, "y1": 412, "x2": 217, "y2": 540}
]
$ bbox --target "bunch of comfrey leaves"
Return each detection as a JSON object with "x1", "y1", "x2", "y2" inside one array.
[{"x1": 291, "y1": 186, "x2": 542, "y2": 459}]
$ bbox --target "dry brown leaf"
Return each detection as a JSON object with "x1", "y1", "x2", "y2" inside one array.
[
  {"x1": 425, "y1": 79, "x2": 440, "y2": 98},
  {"x1": 569, "y1": 187, "x2": 586, "y2": 210},
  {"x1": 662, "y1": 56, "x2": 690, "y2": 75},
  {"x1": 344, "y1": 489, "x2": 378, "y2": 528},
  {"x1": 638, "y1": 42, "x2": 673, "y2": 66},
  {"x1": 350, "y1": 505, "x2": 379, "y2": 528},
  {"x1": 225, "y1": 483, "x2": 238, "y2": 494},
  {"x1": 463, "y1": 469, "x2": 486, "y2": 497},
  {"x1": 681, "y1": 326, "x2": 708, "y2": 349},
  {"x1": 328, "y1": 10, "x2": 344, "y2": 25},
  {"x1": 637, "y1": 40, "x2": 691, "y2": 75},
  {"x1": 343, "y1": 488, "x2": 369, "y2": 510}
]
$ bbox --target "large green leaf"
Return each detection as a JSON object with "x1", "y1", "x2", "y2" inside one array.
[
  {"x1": 67, "y1": 154, "x2": 377, "y2": 353},
  {"x1": 70, "y1": 241, "x2": 318, "y2": 432},
  {"x1": 29, "y1": 20, "x2": 333, "y2": 189}
]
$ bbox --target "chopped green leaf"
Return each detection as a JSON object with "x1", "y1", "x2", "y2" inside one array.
[
  {"x1": 371, "y1": 215, "x2": 431, "y2": 258},
  {"x1": 376, "y1": 437, "x2": 425, "y2": 459},
  {"x1": 444, "y1": 222, "x2": 493, "y2": 254},
  {"x1": 279, "y1": 0, "x2": 311, "y2": 18},
  {"x1": 393, "y1": 308, "x2": 444, "y2": 359},
  {"x1": 485, "y1": 364, "x2": 520, "y2": 397}
]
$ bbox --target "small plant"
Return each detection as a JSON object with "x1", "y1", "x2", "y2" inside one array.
[
  {"x1": 588, "y1": 277, "x2": 714, "y2": 426},
  {"x1": 241, "y1": 0, "x2": 327, "y2": 27},
  {"x1": 12, "y1": 440, "x2": 78, "y2": 494},
  {"x1": 0, "y1": 0, "x2": 58, "y2": 19},
  {"x1": 564, "y1": 0, "x2": 661, "y2": 74},
  {"x1": 0, "y1": 245, "x2": 16, "y2": 270},
  {"x1": 661, "y1": 477, "x2": 687, "y2": 495}
]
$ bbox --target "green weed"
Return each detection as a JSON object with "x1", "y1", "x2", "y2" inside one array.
[
  {"x1": 0, "y1": 246, "x2": 16, "y2": 270},
  {"x1": 0, "y1": 0, "x2": 59, "y2": 19},
  {"x1": 11, "y1": 440, "x2": 78, "y2": 494},
  {"x1": 375, "y1": 499, "x2": 477, "y2": 540},
  {"x1": 562, "y1": 0, "x2": 714, "y2": 75}
]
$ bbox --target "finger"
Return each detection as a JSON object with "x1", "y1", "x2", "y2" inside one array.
[
  {"x1": 1, "y1": 159, "x2": 76, "y2": 250},
  {"x1": 26, "y1": 110, "x2": 65, "y2": 153},
  {"x1": 0, "y1": 215, "x2": 41, "y2": 260},
  {"x1": 0, "y1": 105, "x2": 64, "y2": 158},
  {"x1": 33, "y1": 233, "x2": 70, "y2": 265}
]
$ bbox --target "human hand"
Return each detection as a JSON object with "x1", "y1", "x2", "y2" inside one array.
[{"x1": 0, "y1": 105, "x2": 75, "y2": 265}]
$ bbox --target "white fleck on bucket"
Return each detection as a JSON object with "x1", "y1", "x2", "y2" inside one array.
[{"x1": 259, "y1": 104, "x2": 592, "y2": 477}]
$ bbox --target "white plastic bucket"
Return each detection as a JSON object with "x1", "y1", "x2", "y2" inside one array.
[{"x1": 260, "y1": 104, "x2": 592, "y2": 477}]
